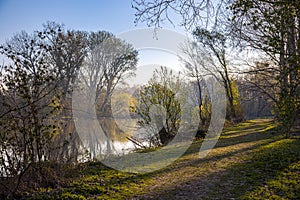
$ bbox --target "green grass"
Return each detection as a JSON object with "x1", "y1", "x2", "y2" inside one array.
[
  {"x1": 240, "y1": 139, "x2": 300, "y2": 200},
  {"x1": 25, "y1": 118, "x2": 300, "y2": 199},
  {"x1": 243, "y1": 161, "x2": 300, "y2": 199}
]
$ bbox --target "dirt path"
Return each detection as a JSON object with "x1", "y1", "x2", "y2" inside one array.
[{"x1": 130, "y1": 119, "x2": 277, "y2": 199}]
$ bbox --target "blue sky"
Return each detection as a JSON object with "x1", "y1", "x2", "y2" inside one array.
[
  {"x1": 0, "y1": 0, "x2": 140, "y2": 43},
  {"x1": 0, "y1": 0, "x2": 188, "y2": 71}
]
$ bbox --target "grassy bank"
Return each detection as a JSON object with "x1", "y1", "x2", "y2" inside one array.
[{"x1": 17, "y1": 119, "x2": 300, "y2": 199}]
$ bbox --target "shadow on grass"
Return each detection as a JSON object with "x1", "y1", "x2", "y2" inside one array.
[
  {"x1": 64, "y1": 119, "x2": 279, "y2": 198},
  {"x1": 218, "y1": 138, "x2": 300, "y2": 199},
  {"x1": 216, "y1": 125, "x2": 277, "y2": 148},
  {"x1": 26, "y1": 119, "x2": 289, "y2": 199},
  {"x1": 138, "y1": 138, "x2": 300, "y2": 199}
]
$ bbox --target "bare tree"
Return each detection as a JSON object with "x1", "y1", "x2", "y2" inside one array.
[
  {"x1": 75, "y1": 32, "x2": 138, "y2": 157},
  {"x1": 41, "y1": 22, "x2": 88, "y2": 100},
  {"x1": 182, "y1": 29, "x2": 242, "y2": 121},
  {"x1": 37, "y1": 22, "x2": 88, "y2": 163},
  {"x1": 181, "y1": 41, "x2": 211, "y2": 130}
]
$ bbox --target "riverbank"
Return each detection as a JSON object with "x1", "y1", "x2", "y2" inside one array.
[{"x1": 8, "y1": 118, "x2": 300, "y2": 199}]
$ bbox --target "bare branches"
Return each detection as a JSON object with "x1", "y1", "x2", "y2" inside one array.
[{"x1": 132, "y1": 0, "x2": 227, "y2": 30}]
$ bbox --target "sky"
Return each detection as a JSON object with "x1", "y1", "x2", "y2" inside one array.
[
  {"x1": 0, "y1": 0, "x2": 188, "y2": 72},
  {"x1": 0, "y1": 0, "x2": 138, "y2": 43}
]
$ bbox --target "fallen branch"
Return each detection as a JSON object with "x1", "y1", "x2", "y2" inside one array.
[{"x1": 126, "y1": 136, "x2": 147, "y2": 149}]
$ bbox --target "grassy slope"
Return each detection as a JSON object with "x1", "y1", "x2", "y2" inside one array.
[{"x1": 28, "y1": 119, "x2": 300, "y2": 200}]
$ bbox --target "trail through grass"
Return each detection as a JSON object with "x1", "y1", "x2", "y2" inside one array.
[{"x1": 28, "y1": 119, "x2": 300, "y2": 199}]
